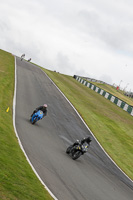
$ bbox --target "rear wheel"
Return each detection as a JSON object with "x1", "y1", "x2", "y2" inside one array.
[{"x1": 72, "y1": 151, "x2": 82, "y2": 160}]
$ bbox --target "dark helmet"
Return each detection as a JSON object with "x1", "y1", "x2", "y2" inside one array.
[{"x1": 86, "y1": 136, "x2": 92, "y2": 144}]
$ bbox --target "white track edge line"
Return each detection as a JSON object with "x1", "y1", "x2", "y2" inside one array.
[
  {"x1": 40, "y1": 68, "x2": 133, "y2": 184},
  {"x1": 13, "y1": 57, "x2": 58, "y2": 200}
]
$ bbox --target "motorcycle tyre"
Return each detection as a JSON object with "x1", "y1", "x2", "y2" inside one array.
[
  {"x1": 72, "y1": 151, "x2": 82, "y2": 160},
  {"x1": 66, "y1": 146, "x2": 72, "y2": 154},
  {"x1": 32, "y1": 117, "x2": 37, "y2": 125}
]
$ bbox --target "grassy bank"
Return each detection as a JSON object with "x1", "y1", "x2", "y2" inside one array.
[
  {"x1": 0, "y1": 49, "x2": 53, "y2": 200},
  {"x1": 88, "y1": 81, "x2": 133, "y2": 106},
  {"x1": 42, "y1": 68, "x2": 133, "y2": 180}
]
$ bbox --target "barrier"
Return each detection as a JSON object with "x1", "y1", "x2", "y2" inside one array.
[{"x1": 74, "y1": 75, "x2": 133, "y2": 117}]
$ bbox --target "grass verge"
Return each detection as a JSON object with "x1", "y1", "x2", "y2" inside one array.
[
  {"x1": 42, "y1": 68, "x2": 133, "y2": 180},
  {"x1": 0, "y1": 49, "x2": 53, "y2": 200},
  {"x1": 88, "y1": 81, "x2": 133, "y2": 106}
]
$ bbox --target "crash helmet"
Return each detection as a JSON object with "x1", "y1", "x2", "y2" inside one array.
[
  {"x1": 43, "y1": 104, "x2": 47, "y2": 108},
  {"x1": 86, "y1": 136, "x2": 92, "y2": 144}
]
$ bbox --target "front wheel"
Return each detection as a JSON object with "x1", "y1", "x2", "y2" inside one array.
[
  {"x1": 66, "y1": 146, "x2": 72, "y2": 154},
  {"x1": 72, "y1": 151, "x2": 82, "y2": 160},
  {"x1": 31, "y1": 117, "x2": 37, "y2": 124}
]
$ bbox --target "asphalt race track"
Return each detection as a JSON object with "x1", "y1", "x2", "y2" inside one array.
[{"x1": 15, "y1": 57, "x2": 133, "y2": 200}]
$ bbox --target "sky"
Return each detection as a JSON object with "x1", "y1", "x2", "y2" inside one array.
[{"x1": 0, "y1": 0, "x2": 133, "y2": 91}]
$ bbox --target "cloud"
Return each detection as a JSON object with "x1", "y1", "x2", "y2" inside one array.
[
  {"x1": 72, "y1": 0, "x2": 133, "y2": 57},
  {"x1": 99, "y1": 74, "x2": 113, "y2": 85},
  {"x1": 0, "y1": 0, "x2": 133, "y2": 91},
  {"x1": 56, "y1": 52, "x2": 75, "y2": 74}
]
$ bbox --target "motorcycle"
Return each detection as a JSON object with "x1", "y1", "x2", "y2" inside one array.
[
  {"x1": 27, "y1": 58, "x2": 31, "y2": 62},
  {"x1": 21, "y1": 54, "x2": 25, "y2": 61},
  {"x1": 30, "y1": 110, "x2": 44, "y2": 124},
  {"x1": 66, "y1": 142, "x2": 89, "y2": 160}
]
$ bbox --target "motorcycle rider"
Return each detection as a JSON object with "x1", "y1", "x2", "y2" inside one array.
[
  {"x1": 73, "y1": 136, "x2": 91, "y2": 146},
  {"x1": 21, "y1": 54, "x2": 25, "y2": 61},
  {"x1": 72, "y1": 136, "x2": 92, "y2": 152},
  {"x1": 28, "y1": 58, "x2": 31, "y2": 62},
  {"x1": 31, "y1": 104, "x2": 47, "y2": 118}
]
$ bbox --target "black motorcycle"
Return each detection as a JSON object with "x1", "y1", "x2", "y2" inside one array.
[{"x1": 66, "y1": 142, "x2": 89, "y2": 160}]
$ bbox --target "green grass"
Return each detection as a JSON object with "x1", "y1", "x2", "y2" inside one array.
[
  {"x1": 0, "y1": 48, "x2": 132, "y2": 200},
  {"x1": 88, "y1": 81, "x2": 133, "y2": 106},
  {"x1": 42, "y1": 68, "x2": 133, "y2": 180},
  {"x1": 0, "y1": 49, "x2": 53, "y2": 200}
]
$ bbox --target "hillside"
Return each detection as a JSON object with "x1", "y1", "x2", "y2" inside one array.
[
  {"x1": 0, "y1": 48, "x2": 132, "y2": 200},
  {"x1": 41, "y1": 67, "x2": 133, "y2": 180},
  {"x1": 0, "y1": 49, "x2": 53, "y2": 200},
  {"x1": 88, "y1": 81, "x2": 133, "y2": 106}
]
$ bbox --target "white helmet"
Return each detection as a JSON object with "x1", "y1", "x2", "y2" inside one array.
[{"x1": 43, "y1": 104, "x2": 47, "y2": 107}]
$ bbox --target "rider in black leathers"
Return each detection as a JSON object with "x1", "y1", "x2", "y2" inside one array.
[
  {"x1": 72, "y1": 136, "x2": 91, "y2": 150},
  {"x1": 73, "y1": 136, "x2": 91, "y2": 146},
  {"x1": 31, "y1": 104, "x2": 47, "y2": 118}
]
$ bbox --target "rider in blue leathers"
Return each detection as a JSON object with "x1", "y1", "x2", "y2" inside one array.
[{"x1": 31, "y1": 104, "x2": 47, "y2": 118}]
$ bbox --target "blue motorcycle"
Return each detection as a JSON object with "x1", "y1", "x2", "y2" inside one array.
[{"x1": 30, "y1": 110, "x2": 44, "y2": 124}]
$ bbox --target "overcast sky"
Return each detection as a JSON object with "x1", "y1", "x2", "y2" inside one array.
[{"x1": 0, "y1": 0, "x2": 133, "y2": 91}]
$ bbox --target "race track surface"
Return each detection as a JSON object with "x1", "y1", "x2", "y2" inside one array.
[{"x1": 15, "y1": 57, "x2": 133, "y2": 200}]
